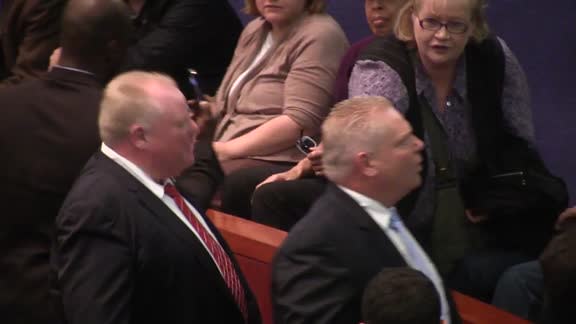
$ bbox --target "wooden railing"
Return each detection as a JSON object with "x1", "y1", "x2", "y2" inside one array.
[{"x1": 207, "y1": 209, "x2": 531, "y2": 324}]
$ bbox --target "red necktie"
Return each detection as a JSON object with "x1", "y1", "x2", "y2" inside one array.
[{"x1": 164, "y1": 183, "x2": 248, "y2": 322}]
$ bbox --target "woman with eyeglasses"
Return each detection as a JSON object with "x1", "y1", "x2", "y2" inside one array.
[{"x1": 348, "y1": 0, "x2": 564, "y2": 303}]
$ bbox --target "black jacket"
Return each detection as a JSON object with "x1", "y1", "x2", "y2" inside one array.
[{"x1": 122, "y1": 0, "x2": 243, "y2": 96}]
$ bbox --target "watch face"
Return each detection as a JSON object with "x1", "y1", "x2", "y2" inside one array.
[{"x1": 296, "y1": 136, "x2": 317, "y2": 155}]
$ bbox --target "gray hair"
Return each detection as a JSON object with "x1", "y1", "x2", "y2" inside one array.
[
  {"x1": 322, "y1": 96, "x2": 396, "y2": 182},
  {"x1": 98, "y1": 71, "x2": 177, "y2": 145}
]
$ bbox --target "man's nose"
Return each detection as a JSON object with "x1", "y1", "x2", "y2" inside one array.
[{"x1": 414, "y1": 137, "x2": 425, "y2": 151}]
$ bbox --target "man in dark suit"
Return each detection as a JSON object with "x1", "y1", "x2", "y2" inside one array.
[
  {"x1": 0, "y1": 0, "x2": 132, "y2": 323},
  {"x1": 0, "y1": 0, "x2": 65, "y2": 85},
  {"x1": 272, "y1": 96, "x2": 458, "y2": 324},
  {"x1": 122, "y1": 0, "x2": 243, "y2": 96},
  {"x1": 52, "y1": 71, "x2": 260, "y2": 324}
]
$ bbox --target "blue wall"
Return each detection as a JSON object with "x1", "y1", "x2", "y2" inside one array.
[{"x1": 229, "y1": 0, "x2": 576, "y2": 203}]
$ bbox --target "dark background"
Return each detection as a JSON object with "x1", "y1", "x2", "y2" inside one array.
[{"x1": 228, "y1": 0, "x2": 576, "y2": 204}]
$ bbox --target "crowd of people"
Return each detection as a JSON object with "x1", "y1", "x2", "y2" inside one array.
[{"x1": 0, "y1": 0, "x2": 572, "y2": 323}]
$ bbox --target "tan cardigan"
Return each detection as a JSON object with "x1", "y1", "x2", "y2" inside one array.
[{"x1": 213, "y1": 14, "x2": 349, "y2": 163}]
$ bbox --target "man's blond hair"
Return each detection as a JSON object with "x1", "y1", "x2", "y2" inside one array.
[
  {"x1": 98, "y1": 71, "x2": 177, "y2": 145},
  {"x1": 322, "y1": 96, "x2": 396, "y2": 182}
]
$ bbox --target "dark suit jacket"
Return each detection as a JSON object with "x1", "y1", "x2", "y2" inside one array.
[
  {"x1": 0, "y1": 0, "x2": 65, "y2": 85},
  {"x1": 123, "y1": 0, "x2": 243, "y2": 96},
  {"x1": 52, "y1": 152, "x2": 261, "y2": 324},
  {"x1": 272, "y1": 183, "x2": 460, "y2": 324},
  {"x1": 0, "y1": 67, "x2": 103, "y2": 324}
]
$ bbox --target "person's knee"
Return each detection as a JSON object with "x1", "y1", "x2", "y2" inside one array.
[
  {"x1": 252, "y1": 182, "x2": 285, "y2": 213},
  {"x1": 499, "y1": 261, "x2": 541, "y2": 288}
]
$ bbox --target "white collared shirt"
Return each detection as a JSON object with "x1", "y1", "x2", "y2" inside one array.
[
  {"x1": 338, "y1": 186, "x2": 450, "y2": 324},
  {"x1": 339, "y1": 186, "x2": 410, "y2": 258},
  {"x1": 100, "y1": 143, "x2": 226, "y2": 276}
]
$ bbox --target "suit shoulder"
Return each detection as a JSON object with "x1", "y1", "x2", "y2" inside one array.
[
  {"x1": 279, "y1": 192, "x2": 350, "y2": 254},
  {"x1": 59, "y1": 158, "x2": 133, "y2": 223}
]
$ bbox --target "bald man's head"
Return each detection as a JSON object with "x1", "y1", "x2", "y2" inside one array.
[{"x1": 60, "y1": 0, "x2": 131, "y2": 63}]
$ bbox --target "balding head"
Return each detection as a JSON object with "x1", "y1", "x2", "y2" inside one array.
[
  {"x1": 99, "y1": 72, "x2": 177, "y2": 146},
  {"x1": 99, "y1": 71, "x2": 198, "y2": 180},
  {"x1": 60, "y1": 0, "x2": 131, "y2": 72},
  {"x1": 322, "y1": 96, "x2": 424, "y2": 205},
  {"x1": 322, "y1": 96, "x2": 397, "y2": 181}
]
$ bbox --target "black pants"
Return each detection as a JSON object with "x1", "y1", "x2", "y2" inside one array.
[
  {"x1": 251, "y1": 177, "x2": 327, "y2": 231},
  {"x1": 219, "y1": 166, "x2": 327, "y2": 230},
  {"x1": 219, "y1": 165, "x2": 293, "y2": 219},
  {"x1": 177, "y1": 140, "x2": 296, "y2": 215},
  {"x1": 447, "y1": 249, "x2": 532, "y2": 302}
]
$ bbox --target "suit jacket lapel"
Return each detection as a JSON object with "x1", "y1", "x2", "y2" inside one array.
[
  {"x1": 326, "y1": 184, "x2": 406, "y2": 265},
  {"x1": 324, "y1": 185, "x2": 461, "y2": 323},
  {"x1": 93, "y1": 152, "x2": 240, "y2": 308}
]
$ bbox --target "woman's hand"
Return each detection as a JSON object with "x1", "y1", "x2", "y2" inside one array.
[
  {"x1": 255, "y1": 158, "x2": 313, "y2": 190},
  {"x1": 465, "y1": 209, "x2": 488, "y2": 224},
  {"x1": 307, "y1": 144, "x2": 324, "y2": 176},
  {"x1": 187, "y1": 99, "x2": 213, "y2": 129},
  {"x1": 48, "y1": 47, "x2": 61, "y2": 71},
  {"x1": 556, "y1": 206, "x2": 576, "y2": 230}
]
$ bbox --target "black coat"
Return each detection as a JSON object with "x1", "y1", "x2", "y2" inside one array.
[
  {"x1": 0, "y1": 67, "x2": 103, "y2": 324},
  {"x1": 122, "y1": 0, "x2": 243, "y2": 96},
  {"x1": 272, "y1": 183, "x2": 460, "y2": 324},
  {"x1": 52, "y1": 152, "x2": 261, "y2": 324}
]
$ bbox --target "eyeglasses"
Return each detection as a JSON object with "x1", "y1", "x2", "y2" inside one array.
[
  {"x1": 417, "y1": 17, "x2": 469, "y2": 34},
  {"x1": 296, "y1": 131, "x2": 317, "y2": 155}
]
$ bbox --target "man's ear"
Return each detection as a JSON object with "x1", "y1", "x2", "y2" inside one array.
[
  {"x1": 356, "y1": 152, "x2": 378, "y2": 177},
  {"x1": 129, "y1": 124, "x2": 148, "y2": 149}
]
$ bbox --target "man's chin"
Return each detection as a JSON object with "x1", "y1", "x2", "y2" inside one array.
[{"x1": 410, "y1": 177, "x2": 423, "y2": 190}]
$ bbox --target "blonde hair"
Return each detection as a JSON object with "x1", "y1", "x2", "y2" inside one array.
[
  {"x1": 243, "y1": 0, "x2": 326, "y2": 16},
  {"x1": 98, "y1": 71, "x2": 177, "y2": 145},
  {"x1": 322, "y1": 96, "x2": 396, "y2": 182},
  {"x1": 394, "y1": 0, "x2": 489, "y2": 43}
]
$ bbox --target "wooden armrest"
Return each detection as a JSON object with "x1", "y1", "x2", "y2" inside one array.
[
  {"x1": 207, "y1": 209, "x2": 287, "y2": 263},
  {"x1": 452, "y1": 291, "x2": 531, "y2": 324},
  {"x1": 208, "y1": 209, "x2": 532, "y2": 324}
]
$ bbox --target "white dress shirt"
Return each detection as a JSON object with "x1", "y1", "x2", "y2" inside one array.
[
  {"x1": 339, "y1": 186, "x2": 450, "y2": 324},
  {"x1": 100, "y1": 143, "x2": 226, "y2": 277}
]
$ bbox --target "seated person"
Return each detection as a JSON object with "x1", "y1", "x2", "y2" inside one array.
[
  {"x1": 362, "y1": 267, "x2": 441, "y2": 324},
  {"x1": 492, "y1": 206, "x2": 576, "y2": 323},
  {"x1": 0, "y1": 0, "x2": 65, "y2": 85},
  {"x1": 177, "y1": 0, "x2": 349, "y2": 210},
  {"x1": 540, "y1": 206, "x2": 576, "y2": 323},
  {"x1": 220, "y1": 0, "x2": 407, "y2": 221},
  {"x1": 121, "y1": 0, "x2": 243, "y2": 97},
  {"x1": 272, "y1": 96, "x2": 456, "y2": 324}
]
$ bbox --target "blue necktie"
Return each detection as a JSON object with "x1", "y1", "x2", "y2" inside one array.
[{"x1": 389, "y1": 208, "x2": 450, "y2": 323}]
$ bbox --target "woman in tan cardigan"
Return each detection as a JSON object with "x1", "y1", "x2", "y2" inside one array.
[{"x1": 178, "y1": 0, "x2": 349, "y2": 211}]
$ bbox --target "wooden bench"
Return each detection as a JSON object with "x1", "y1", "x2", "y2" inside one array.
[{"x1": 207, "y1": 209, "x2": 531, "y2": 324}]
